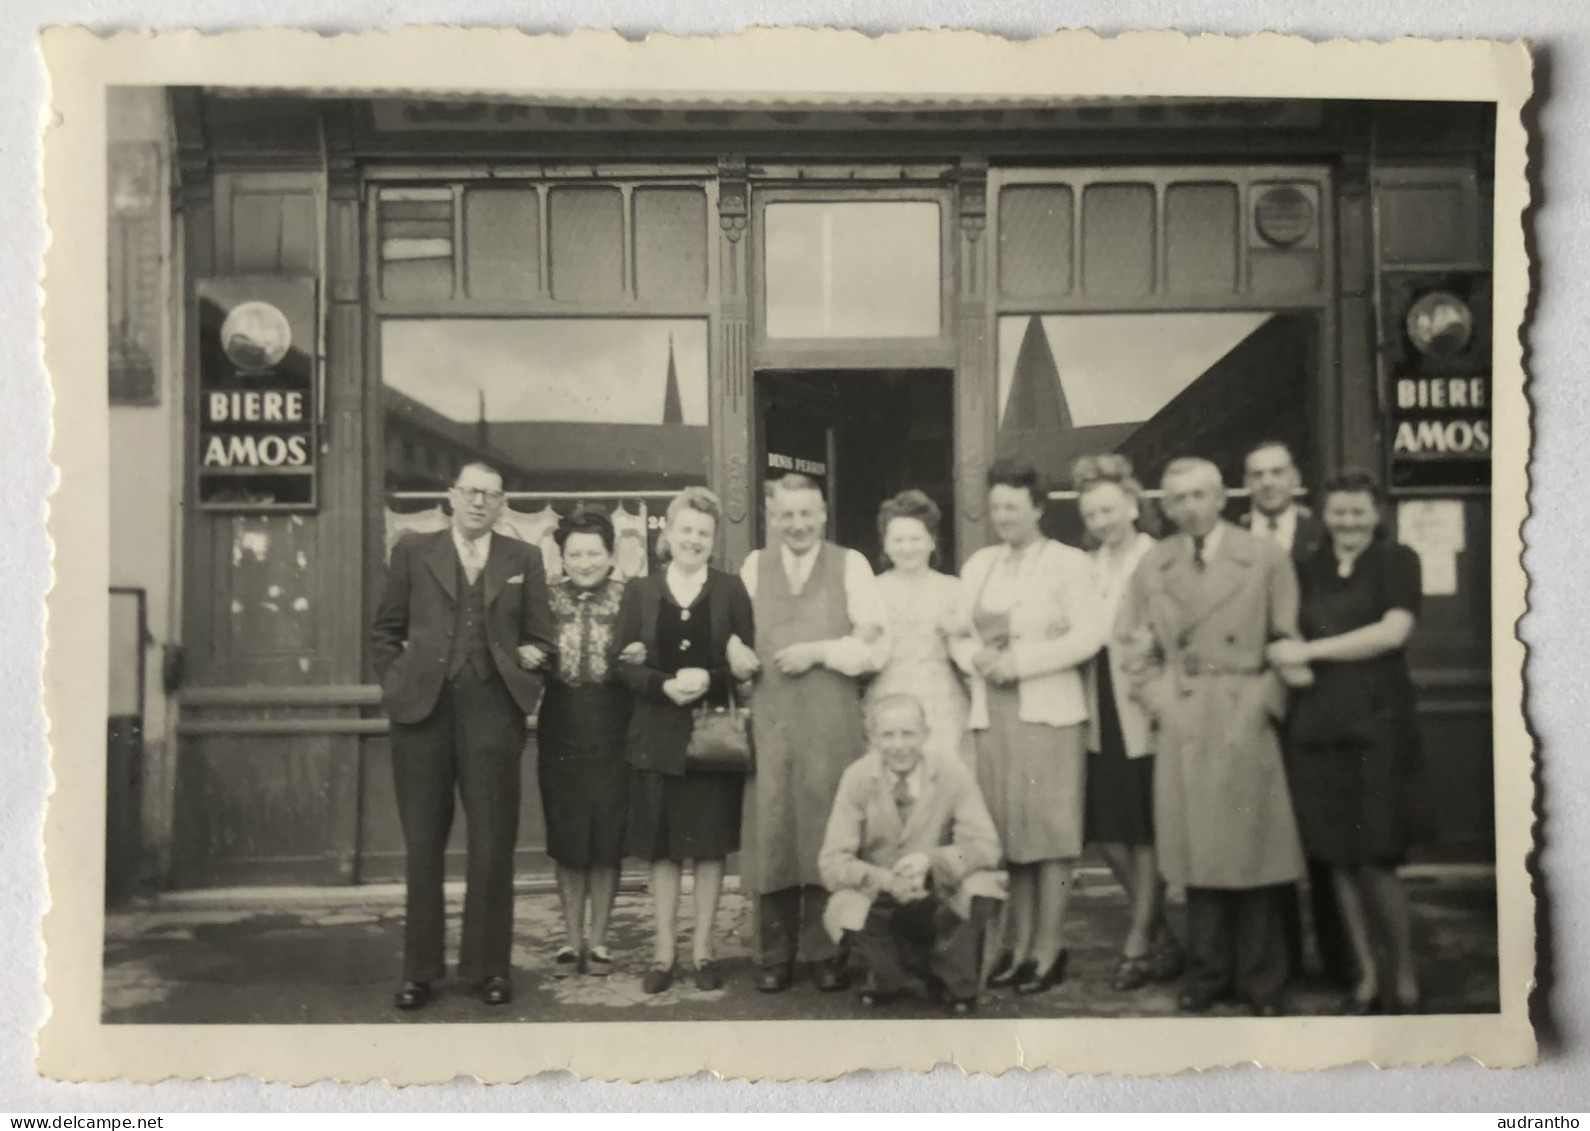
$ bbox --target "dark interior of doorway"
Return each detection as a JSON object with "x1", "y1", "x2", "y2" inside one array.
[{"x1": 756, "y1": 369, "x2": 955, "y2": 569}]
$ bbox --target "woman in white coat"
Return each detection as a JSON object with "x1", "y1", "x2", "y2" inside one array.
[
  {"x1": 1073, "y1": 455, "x2": 1184, "y2": 992},
  {"x1": 951, "y1": 458, "x2": 1105, "y2": 995}
]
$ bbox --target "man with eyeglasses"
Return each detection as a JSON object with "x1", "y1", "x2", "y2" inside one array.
[{"x1": 371, "y1": 462, "x2": 556, "y2": 1011}]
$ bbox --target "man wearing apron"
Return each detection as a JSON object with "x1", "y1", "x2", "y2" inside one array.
[{"x1": 738, "y1": 473, "x2": 890, "y2": 994}]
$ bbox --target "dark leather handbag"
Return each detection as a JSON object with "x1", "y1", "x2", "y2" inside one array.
[{"x1": 684, "y1": 683, "x2": 754, "y2": 773}]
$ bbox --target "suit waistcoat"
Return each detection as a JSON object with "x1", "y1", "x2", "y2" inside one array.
[{"x1": 447, "y1": 560, "x2": 492, "y2": 680}]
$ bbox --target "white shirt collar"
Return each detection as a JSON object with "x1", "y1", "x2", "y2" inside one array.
[
  {"x1": 1253, "y1": 505, "x2": 1299, "y2": 549},
  {"x1": 1193, "y1": 522, "x2": 1226, "y2": 561},
  {"x1": 880, "y1": 756, "x2": 923, "y2": 800},
  {"x1": 780, "y1": 541, "x2": 821, "y2": 584},
  {"x1": 453, "y1": 527, "x2": 491, "y2": 562}
]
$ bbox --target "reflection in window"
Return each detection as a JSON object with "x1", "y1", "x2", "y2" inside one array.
[
  {"x1": 763, "y1": 201, "x2": 941, "y2": 338},
  {"x1": 995, "y1": 311, "x2": 1314, "y2": 493},
  {"x1": 382, "y1": 318, "x2": 710, "y2": 495},
  {"x1": 381, "y1": 319, "x2": 710, "y2": 579}
]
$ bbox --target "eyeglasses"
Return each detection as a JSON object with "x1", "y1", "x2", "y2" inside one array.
[{"x1": 453, "y1": 486, "x2": 506, "y2": 504}]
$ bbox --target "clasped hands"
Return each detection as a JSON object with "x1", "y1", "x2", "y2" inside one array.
[
  {"x1": 882, "y1": 852, "x2": 933, "y2": 903},
  {"x1": 972, "y1": 645, "x2": 1018, "y2": 687}
]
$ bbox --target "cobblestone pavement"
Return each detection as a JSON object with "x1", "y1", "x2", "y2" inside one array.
[{"x1": 103, "y1": 871, "x2": 1499, "y2": 1024}]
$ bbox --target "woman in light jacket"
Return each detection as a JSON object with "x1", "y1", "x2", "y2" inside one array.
[
  {"x1": 951, "y1": 458, "x2": 1106, "y2": 995},
  {"x1": 1073, "y1": 455, "x2": 1184, "y2": 992}
]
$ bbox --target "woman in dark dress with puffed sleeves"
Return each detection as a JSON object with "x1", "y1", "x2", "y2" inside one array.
[
  {"x1": 1266, "y1": 471, "x2": 1426, "y2": 1016},
  {"x1": 612, "y1": 487, "x2": 758, "y2": 995},
  {"x1": 536, "y1": 505, "x2": 632, "y2": 978}
]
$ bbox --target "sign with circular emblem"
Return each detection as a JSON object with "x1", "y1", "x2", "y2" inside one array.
[
  {"x1": 1405, "y1": 290, "x2": 1475, "y2": 357},
  {"x1": 1253, "y1": 185, "x2": 1316, "y2": 248},
  {"x1": 220, "y1": 300, "x2": 294, "y2": 373}
]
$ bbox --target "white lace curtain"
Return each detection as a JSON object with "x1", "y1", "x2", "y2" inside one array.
[{"x1": 384, "y1": 499, "x2": 652, "y2": 582}]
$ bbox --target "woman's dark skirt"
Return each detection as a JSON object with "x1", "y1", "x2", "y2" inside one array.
[
  {"x1": 1285, "y1": 732, "x2": 1418, "y2": 867},
  {"x1": 1084, "y1": 655, "x2": 1155, "y2": 847},
  {"x1": 626, "y1": 768, "x2": 744, "y2": 863},
  {"x1": 536, "y1": 682, "x2": 631, "y2": 868}
]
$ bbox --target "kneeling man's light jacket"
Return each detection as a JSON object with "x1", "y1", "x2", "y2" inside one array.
[{"x1": 818, "y1": 751, "x2": 1005, "y2": 941}]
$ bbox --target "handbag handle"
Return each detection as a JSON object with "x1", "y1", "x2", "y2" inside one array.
[{"x1": 692, "y1": 677, "x2": 744, "y2": 719}]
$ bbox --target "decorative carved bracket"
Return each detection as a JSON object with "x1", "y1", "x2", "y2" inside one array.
[
  {"x1": 718, "y1": 155, "x2": 749, "y2": 242},
  {"x1": 956, "y1": 157, "x2": 989, "y2": 241}
]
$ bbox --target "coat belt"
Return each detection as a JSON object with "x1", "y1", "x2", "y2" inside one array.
[{"x1": 1179, "y1": 654, "x2": 1265, "y2": 677}]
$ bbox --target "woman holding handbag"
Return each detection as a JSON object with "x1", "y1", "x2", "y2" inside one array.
[{"x1": 612, "y1": 487, "x2": 758, "y2": 994}]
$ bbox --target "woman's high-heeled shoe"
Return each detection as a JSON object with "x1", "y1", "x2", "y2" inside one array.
[
  {"x1": 1015, "y1": 950, "x2": 1069, "y2": 996},
  {"x1": 986, "y1": 950, "x2": 1018, "y2": 987}
]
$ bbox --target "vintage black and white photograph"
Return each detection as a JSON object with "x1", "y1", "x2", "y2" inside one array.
[{"x1": 40, "y1": 27, "x2": 1534, "y2": 1082}]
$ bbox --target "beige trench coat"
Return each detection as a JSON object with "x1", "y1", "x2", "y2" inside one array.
[{"x1": 1115, "y1": 522, "x2": 1307, "y2": 890}]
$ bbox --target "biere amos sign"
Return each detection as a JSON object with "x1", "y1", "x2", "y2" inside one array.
[{"x1": 195, "y1": 277, "x2": 318, "y2": 511}]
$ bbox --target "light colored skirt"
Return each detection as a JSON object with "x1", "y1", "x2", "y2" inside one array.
[{"x1": 975, "y1": 686, "x2": 1086, "y2": 864}]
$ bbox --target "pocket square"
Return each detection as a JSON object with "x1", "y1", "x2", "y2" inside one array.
[{"x1": 506, "y1": 574, "x2": 524, "y2": 585}]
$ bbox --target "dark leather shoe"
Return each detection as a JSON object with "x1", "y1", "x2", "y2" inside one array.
[
  {"x1": 756, "y1": 965, "x2": 792, "y2": 993},
  {"x1": 479, "y1": 975, "x2": 513, "y2": 1006},
  {"x1": 1015, "y1": 950, "x2": 1069, "y2": 996},
  {"x1": 1340, "y1": 988, "x2": 1381, "y2": 1016},
  {"x1": 814, "y1": 958, "x2": 850, "y2": 993},
  {"x1": 394, "y1": 981, "x2": 431, "y2": 1011},
  {"x1": 859, "y1": 987, "x2": 902, "y2": 1008},
  {"x1": 1176, "y1": 985, "x2": 1228, "y2": 1013},
  {"x1": 642, "y1": 965, "x2": 676, "y2": 995},
  {"x1": 692, "y1": 960, "x2": 723, "y2": 992}
]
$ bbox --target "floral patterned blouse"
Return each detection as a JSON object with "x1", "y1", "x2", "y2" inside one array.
[{"x1": 547, "y1": 575, "x2": 626, "y2": 687}]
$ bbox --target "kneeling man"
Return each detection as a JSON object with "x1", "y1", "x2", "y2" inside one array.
[{"x1": 818, "y1": 693, "x2": 1003, "y2": 1015}]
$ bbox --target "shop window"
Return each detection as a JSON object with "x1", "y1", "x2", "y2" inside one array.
[
  {"x1": 998, "y1": 185, "x2": 1074, "y2": 298},
  {"x1": 548, "y1": 186, "x2": 625, "y2": 301},
  {"x1": 763, "y1": 201, "x2": 941, "y2": 338},
  {"x1": 381, "y1": 318, "x2": 710, "y2": 575},
  {"x1": 379, "y1": 187, "x2": 455, "y2": 301},
  {"x1": 1081, "y1": 184, "x2": 1156, "y2": 297},
  {"x1": 995, "y1": 311, "x2": 1314, "y2": 502},
  {"x1": 464, "y1": 187, "x2": 540, "y2": 299},
  {"x1": 1165, "y1": 183, "x2": 1239, "y2": 293},
  {"x1": 634, "y1": 186, "x2": 708, "y2": 301}
]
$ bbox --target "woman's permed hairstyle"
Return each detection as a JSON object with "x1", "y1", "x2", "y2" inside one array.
[
  {"x1": 656, "y1": 486, "x2": 723, "y2": 561},
  {"x1": 553, "y1": 503, "x2": 616, "y2": 554},
  {"x1": 1320, "y1": 468, "x2": 1386, "y2": 508},
  {"x1": 985, "y1": 457, "x2": 1047, "y2": 509},
  {"x1": 876, "y1": 488, "x2": 942, "y2": 545}
]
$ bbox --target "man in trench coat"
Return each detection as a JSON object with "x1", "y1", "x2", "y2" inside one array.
[{"x1": 1116, "y1": 457, "x2": 1308, "y2": 1015}]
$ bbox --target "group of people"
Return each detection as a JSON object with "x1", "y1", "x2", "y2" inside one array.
[{"x1": 369, "y1": 439, "x2": 1426, "y2": 1018}]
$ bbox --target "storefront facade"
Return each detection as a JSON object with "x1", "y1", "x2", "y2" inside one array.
[{"x1": 105, "y1": 90, "x2": 1497, "y2": 895}]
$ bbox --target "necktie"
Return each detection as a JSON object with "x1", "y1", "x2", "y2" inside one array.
[
  {"x1": 462, "y1": 537, "x2": 485, "y2": 585},
  {"x1": 892, "y1": 771, "x2": 914, "y2": 827},
  {"x1": 1192, "y1": 535, "x2": 1206, "y2": 571},
  {"x1": 1266, "y1": 513, "x2": 1280, "y2": 533}
]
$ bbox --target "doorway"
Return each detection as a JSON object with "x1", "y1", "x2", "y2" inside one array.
[{"x1": 754, "y1": 369, "x2": 956, "y2": 567}]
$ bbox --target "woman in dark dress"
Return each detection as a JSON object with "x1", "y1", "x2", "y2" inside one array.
[
  {"x1": 1072, "y1": 455, "x2": 1183, "y2": 992},
  {"x1": 612, "y1": 487, "x2": 758, "y2": 994},
  {"x1": 536, "y1": 505, "x2": 633, "y2": 977},
  {"x1": 1266, "y1": 471, "x2": 1425, "y2": 1015}
]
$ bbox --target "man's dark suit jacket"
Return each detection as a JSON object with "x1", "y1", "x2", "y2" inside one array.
[
  {"x1": 370, "y1": 529, "x2": 557, "y2": 726},
  {"x1": 1241, "y1": 506, "x2": 1325, "y2": 566}
]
